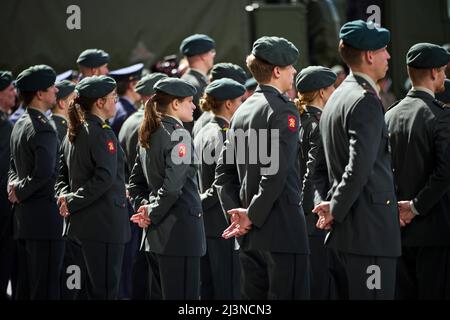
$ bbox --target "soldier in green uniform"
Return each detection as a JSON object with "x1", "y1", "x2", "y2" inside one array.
[
  {"x1": 128, "y1": 77, "x2": 206, "y2": 300},
  {"x1": 295, "y1": 66, "x2": 336, "y2": 299},
  {"x1": 194, "y1": 78, "x2": 245, "y2": 300},
  {"x1": 385, "y1": 43, "x2": 450, "y2": 299},
  {"x1": 180, "y1": 34, "x2": 216, "y2": 132},
  {"x1": 8, "y1": 65, "x2": 64, "y2": 299},
  {"x1": 215, "y1": 36, "x2": 310, "y2": 299},
  {"x1": 55, "y1": 76, "x2": 131, "y2": 300},
  {"x1": 192, "y1": 62, "x2": 247, "y2": 138},
  {"x1": 50, "y1": 80, "x2": 76, "y2": 142},
  {"x1": 76, "y1": 49, "x2": 110, "y2": 79},
  {"x1": 118, "y1": 72, "x2": 167, "y2": 300},
  {"x1": 313, "y1": 20, "x2": 401, "y2": 300},
  {"x1": 0, "y1": 71, "x2": 16, "y2": 299}
]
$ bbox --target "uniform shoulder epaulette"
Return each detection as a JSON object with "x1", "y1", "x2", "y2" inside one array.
[
  {"x1": 37, "y1": 114, "x2": 48, "y2": 124},
  {"x1": 102, "y1": 123, "x2": 112, "y2": 129},
  {"x1": 433, "y1": 99, "x2": 448, "y2": 109},
  {"x1": 387, "y1": 100, "x2": 402, "y2": 111}
]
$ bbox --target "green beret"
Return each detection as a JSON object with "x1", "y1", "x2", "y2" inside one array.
[
  {"x1": 406, "y1": 43, "x2": 450, "y2": 69},
  {"x1": 16, "y1": 65, "x2": 56, "y2": 92},
  {"x1": 154, "y1": 77, "x2": 197, "y2": 97},
  {"x1": 135, "y1": 73, "x2": 167, "y2": 96},
  {"x1": 109, "y1": 63, "x2": 144, "y2": 82},
  {"x1": 76, "y1": 76, "x2": 116, "y2": 99},
  {"x1": 180, "y1": 34, "x2": 215, "y2": 57},
  {"x1": 436, "y1": 79, "x2": 450, "y2": 104},
  {"x1": 77, "y1": 49, "x2": 110, "y2": 68},
  {"x1": 339, "y1": 20, "x2": 390, "y2": 50},
  {"x1": 210, "y1": 63, "x2": 247, "y2": 85},
  {"x1": 205, "y1": 78, "x2": 246, "y2": 100},
  {"x1": 56, "y1": 80, "x2": 76, "y2": 100},
  {"x1": 295, "y1": 66, "x2": 337, "y2": 92},
  {"x1": 0, "y1": 71, "x2": 13, "y2": 91},
  {"x1": 252, "y1": 36, "x2": 299, "y2": 67},
  {"x1": 245, "y1": 77, "x2": 257, "y2": 91}
]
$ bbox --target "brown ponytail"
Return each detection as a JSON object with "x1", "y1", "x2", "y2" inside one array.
[
  {"x1": 199, "y1": 93, "x2": 224, "y2": 114},
  {"x1": 294, "y1": 91, "x2": 320, "y2": 116},
  {"x1": 139, "y1": 91, "x2": 178, "y2": 148},
  {"x1": 67, "y1": 95, "x2": 97, "y2": 142}
]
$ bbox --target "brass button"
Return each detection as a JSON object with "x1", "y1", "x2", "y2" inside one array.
[{"x1": 386, "y1": 200, "x2": 391, "y2": 205}]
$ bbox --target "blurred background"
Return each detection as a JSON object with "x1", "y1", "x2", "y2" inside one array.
[{"x1": 0, "y1": 0, "x2": 449, "y2": 98}]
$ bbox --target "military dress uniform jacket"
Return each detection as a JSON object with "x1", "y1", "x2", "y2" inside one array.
[
  {"x1": 111, "y1": 97, "x2": 137, "y2": 136},
  {"x1": 194, "y1": 116, "x2": 230, "y2": 237},
  {"x1": 299, "y1": 106, "x2": 329, "y2": 236},
  {"x1": 55, "y1": 114, "x2": 130, "y2": 244},
  {"x1": 49, "y1": 114, "x2": 68, "y2": 142},
  {"x1": 8, "y1": 108, "x2": 63, "y2": 239},
  {"x1": 215, "y1": 85, "x2": 309, "y2": 254},
  {"x1": 128, "y1": 116, "x2": 206, "y2": 257},
  {"x1": 385, "y1": 89, "x2": 450, "y2": 246},
  {"x1": 319, "y1": 74, "x2": 401, "y2": 257},
  {"x1": 0, "y1": 111, "x2": 13, "y2": 218},
  {"x1": 118, "y1": 107, "x2": 143, "y2": 180}
]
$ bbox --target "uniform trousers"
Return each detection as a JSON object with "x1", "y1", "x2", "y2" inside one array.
[
  {"x1": 15, "y1": 239, "x2": 64, "y2": 300},
  {"x1": 200, "y1": 237, "x2": 240, "y2": 300},
  {"x1": 239, "y1": 250, "x2": 310, "y2": 300},
  {"x1": 81, "y1": 240, "x2": 124, "y2": 300}
]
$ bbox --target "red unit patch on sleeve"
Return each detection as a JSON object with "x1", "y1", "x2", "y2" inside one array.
[
  {"x1": 288, "y1": 115, "x2": 297, "y2": 132},
  {"x1": 178, "y1": 143, "x2": 187, "y2": 158},
  {"x1": 107, "y1": 140, "x2": 116, "y2": 154}
]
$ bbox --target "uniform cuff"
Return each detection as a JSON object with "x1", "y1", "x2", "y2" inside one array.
[{"x1": 410, "y1": 200, "x2": 420, "y2": 216}]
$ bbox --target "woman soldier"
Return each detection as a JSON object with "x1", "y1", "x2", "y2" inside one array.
[
  {"x1": 194, "y1": 78, "x2": 245, "y2": 299},
  {"x1": 55, "y1": 75, "x2": 131, "y2": 300},
  {"x1": 128, "y1": 77, "x2": 206, "y2": 300},
  {"x1": 295, "y1": 66, "x2": 336, "y2": 300}
]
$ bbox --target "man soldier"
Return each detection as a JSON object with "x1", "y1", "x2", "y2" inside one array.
[
  {"x1": 109, "y1": 63, "x2": 144, "y2": 136},
  {"x1": 215, "y1": 36, "x2": 310, "y2": 299},
  {"x1": 8, "y1": 65, "x2": 64, "y2": 299},
  {"x1": 76, "y1": 48, "x2": 110, "y2": 79},
  {"x1": 313, "y1": 20, "x2": 401, "y2": 300},
  {"x1": 50, "y1": 80, "x2": 76, "y2": 142},
  {"x1": 180, "y1": 34, "x2": 216, "y2": 132},
  {"x1": 385, "y1": 43, "x2": 450, "y2": 299}
]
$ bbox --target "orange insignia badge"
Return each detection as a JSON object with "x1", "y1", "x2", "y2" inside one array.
[
  {"x1": 178, "y1": 143, "x2": 187, "y2": 158},
  {"x1": 288, "y1": 115, "x2": 297, "y2": 132},
  {"x1": 107, "y1": 140, "x2": 116, "y2": 154}
]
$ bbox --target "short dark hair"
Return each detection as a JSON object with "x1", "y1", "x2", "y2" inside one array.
[
  {"x1": 339, "y1": 41, "x2": 363, "y2": 67},
  {"x1": 246, "y1": 54, "x2": 274, "y2": 84}
]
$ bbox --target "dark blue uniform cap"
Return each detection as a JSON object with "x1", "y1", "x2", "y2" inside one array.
[
  {"x1": 109, "y1": 63, "x2": 144, "y2": 82},
  {"x1": 16, "y1": 65, "x2": 56, "y2": 92},
  {"x1": 436, "y1": 79, "x2": 450, "y2": 103},
  {"x1": 245, "y1": 77, "x2": 257, "y2": 91},
  {"x1": 252, "y1": 36, "x2": 299, "y2": 67},
  {"x1": 154, "y1": 77, "x2": 197, "y2": 97},
  {"x1": 56, "y1": 80, "x2": 76, "y2": 100},
  {"x1": 339, "y1": 20, "x2": 390, "y2": 51},
  {"x1": 134, "y1": 73, "x2": 168, "y2": 96},
  {"x1": 0, "y1": 71, "x2": 13, "y2": 91},
  {"x1": 180, "y1": 34, "x2": 215, "y2": 57},
  {"x1": 77, "y1": 49, "x2": 110, "y2": 68},
  {"x1": 296, "y1": 66, "x2": 337, "y2": 93},
  {"x1": 205, "y1": 78, "x2": 246, "y2": 100},
  {"x1": 56, "y1": 70, "x2": 76, "y2": 82},
  {"x1": 76, "y1": 76, "x2": 116, "y2": 99},
  {"x1": 210, "y1": 63, "x2": 247, "y2": 85},
  {"x1": 406, "y1": 43, "x2": 450, "y2": 69}
]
